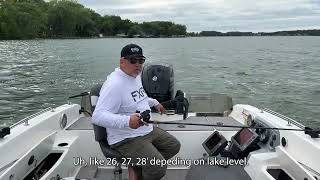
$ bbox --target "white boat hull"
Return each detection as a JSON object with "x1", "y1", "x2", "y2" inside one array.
[{"x1": 0, "y1": 103, "x2": 319, "y2": 180}]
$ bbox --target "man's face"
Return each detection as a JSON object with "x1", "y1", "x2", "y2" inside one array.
[{"x1": 120, "y1": 56, "x2": 145, "y2": 77}]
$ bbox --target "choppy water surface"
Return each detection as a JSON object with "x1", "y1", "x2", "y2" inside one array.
[{"x1": 0, "y1": 37, "x2": 319, "y2": 127}]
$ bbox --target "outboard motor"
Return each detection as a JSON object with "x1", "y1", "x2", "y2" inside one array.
[{"x1": 141, "y1": 63, "x2": 174, "y2": 103}]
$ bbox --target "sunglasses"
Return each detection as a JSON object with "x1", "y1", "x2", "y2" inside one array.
[{"x1": 125, "y1": 57, "x2": 146, "y2": 64}]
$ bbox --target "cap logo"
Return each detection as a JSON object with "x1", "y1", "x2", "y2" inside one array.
[{"x1": 131, "y1": 47, "x2": 140, "y2": 53}]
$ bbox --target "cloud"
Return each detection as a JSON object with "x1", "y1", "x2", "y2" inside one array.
[{"x1": 78, "y1": 0, "x2": 320, "y2": 32}]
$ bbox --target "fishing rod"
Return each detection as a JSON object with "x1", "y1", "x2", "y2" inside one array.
[
  {"x1": 145, "y1": 120, "x2": 320, "y2": 138},
  {"x1": 146, "y1": 120, "x2": 315, "y2": 132},
  {"x1": 67, "y1": 92, "x2": 320, "y2": 138},
  {"x1": 138, "y1": 110, "x2": 320, "y2": 138},
  {"x1": 68, "y1": 92, "x2": 89, "y2": 99},
  {"x1": 82, "y1": 108, "x2": 320, "y2": 138}
]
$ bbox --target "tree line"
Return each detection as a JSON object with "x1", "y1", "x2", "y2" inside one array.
[
  {"x1": 0, "y1": 0, "x2": 187, "y2": 40},
  {"x1": 197, "y1": 30, "x2": 320, "y2": 36}
]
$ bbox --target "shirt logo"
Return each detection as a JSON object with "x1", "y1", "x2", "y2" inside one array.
[
  {"x1": 131, "y1": 47, "x2": 140, "y2": 53},
  {"x1": 131, "y1": 87, "x2": 146, "y2": 102}
]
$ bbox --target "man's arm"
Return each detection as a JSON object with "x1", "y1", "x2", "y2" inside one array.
[
  {"x1": 148, "y1": 97, "x2": 165, "y2": 114},
  {"x1": 148, "y1": 97, "x2": 160, "y2": 107},
  {"x1": 92, "y1": 84, "x2": 130, "y2": 129}
]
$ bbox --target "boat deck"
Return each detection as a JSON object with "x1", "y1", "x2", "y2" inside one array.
[
  {"x1": 76, "y1": 166, "x2": 190, "y2": 180},
  {"x1": 75, "y1": 163, "x2": 251, "y2": 180}
]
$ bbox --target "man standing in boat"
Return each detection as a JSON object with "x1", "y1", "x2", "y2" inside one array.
[{"x1": 92, "y1": 44, "x2": 181, "y2": 180}]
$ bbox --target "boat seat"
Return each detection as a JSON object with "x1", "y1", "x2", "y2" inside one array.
[
  {"x1": 92, "y1": 124, "x2": 123, "y2": 160},
  {"x1": 90, "y1": 84, "x2": 103, "y2": 113},
  {"x1": 90, "y1": 84, "x2": 124, "y2": 179}
]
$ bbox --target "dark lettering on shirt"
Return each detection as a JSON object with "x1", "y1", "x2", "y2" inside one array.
[{"x1": 131, "y1": 87, "x2": 146, "y2": 102}]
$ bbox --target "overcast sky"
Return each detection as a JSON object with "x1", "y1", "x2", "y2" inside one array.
[{"x1": 78, "y1": 0, "x2": 320, "y2": 32}]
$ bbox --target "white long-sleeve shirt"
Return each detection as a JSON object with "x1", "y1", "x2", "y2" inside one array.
[{"x1": 92, "y1": 68, "x2": 159, "y2": 145}]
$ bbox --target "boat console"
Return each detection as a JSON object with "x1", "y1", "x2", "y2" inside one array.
[
  {"x1": 202, "y1": 116, "x2": 281, "y2": 161},
  {"x1": 192, "y1": 114, "x2": 318, "y2": 180},
  {"x1": 229, "y1": 128, "x2": 260, "y2": 159},
  {"x1": 202, "y1": 131, "x2": 228, "y2": 156},
  {"x1": 232, "y1": 128, "x2": 259, "y2": 152}
]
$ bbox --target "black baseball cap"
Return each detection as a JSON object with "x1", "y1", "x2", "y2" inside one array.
[{"x1": 121, "y1": 44, "x2": 145, "y2": 58}]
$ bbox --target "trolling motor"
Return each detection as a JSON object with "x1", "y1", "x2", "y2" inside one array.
[{"x1": 161, "y1": 90, "x2": 189, "y2": 119}]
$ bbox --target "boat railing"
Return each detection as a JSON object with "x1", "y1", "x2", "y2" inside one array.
[
  {"x1": 262, "y1": 108, "x2": 305, "y2": 129},
  {"x1": 10, "y1": 107, "x2": 53, "y2": 128}
]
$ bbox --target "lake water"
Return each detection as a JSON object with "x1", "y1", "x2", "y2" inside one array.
[{"x1": 0, "y1": 37, "x2": 319, "y2": 127}]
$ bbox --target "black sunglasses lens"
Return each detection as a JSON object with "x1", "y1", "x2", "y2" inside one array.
[
  {"x1": 129, "y1": 58, "x2": 145, "y2": 64},
  {"x1": 129, "y1": 59, "x2": 138, "y2": 64},
  {"x1": 138, "y1": 58, "x2": 145, "y2": 64}
]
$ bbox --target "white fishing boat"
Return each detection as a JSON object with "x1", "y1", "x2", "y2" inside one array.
[{"x1": 0, "y1": 64, "x2": 319, "y2": 180}]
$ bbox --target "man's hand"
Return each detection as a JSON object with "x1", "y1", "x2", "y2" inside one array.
[
  {"x1": 154, "y1": 104, "x2": 166, "y2": 114},
  {"x1": 129, "y1": 113, "x2": 141, "y2": 129}
]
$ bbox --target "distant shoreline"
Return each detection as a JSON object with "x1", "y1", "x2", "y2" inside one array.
[
  {"x1": 3, "y1": 30, "x2": 320, "y2": 41},
  {"x1": 192, "y1": 29, "x2": 320, "y2": 37},
  {"x1": 12, "y1": 35, "x2": 320, "y2": 41}
]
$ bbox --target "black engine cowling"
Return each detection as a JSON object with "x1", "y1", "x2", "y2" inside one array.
[{"x1": 141, "y1": 64, "x2": 174, "y2": 103}]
